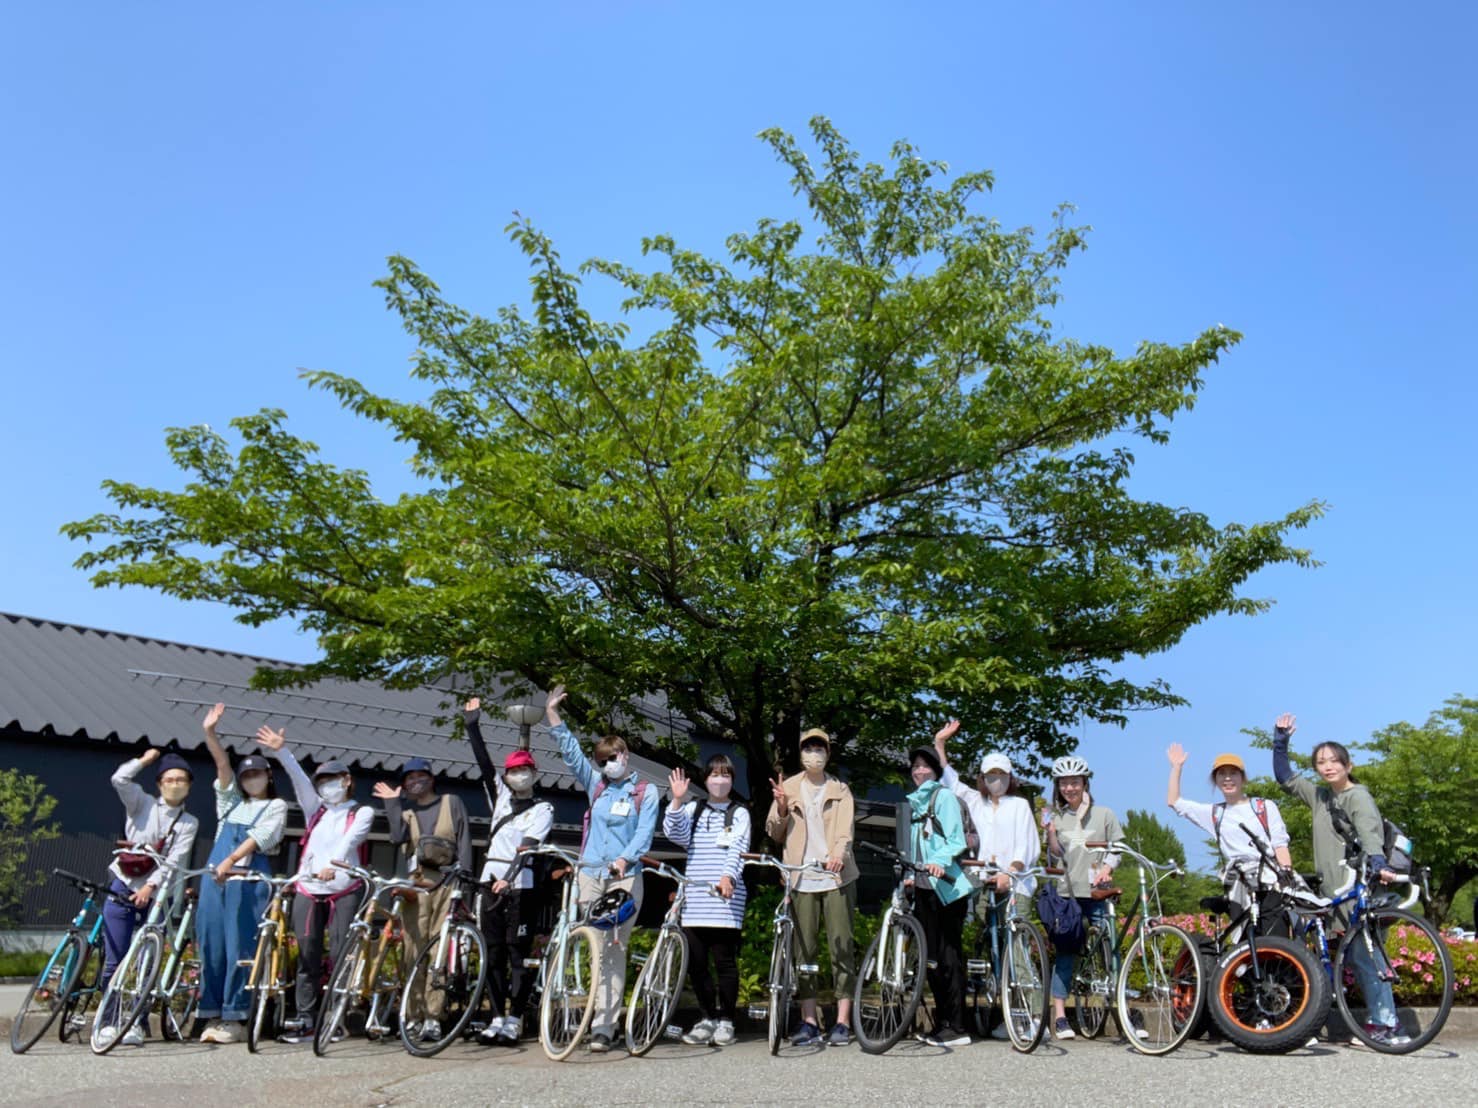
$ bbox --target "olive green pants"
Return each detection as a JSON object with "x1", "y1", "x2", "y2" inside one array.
[{"x1": 791, "y1": 881, "x2": 857, "y2": 1000}]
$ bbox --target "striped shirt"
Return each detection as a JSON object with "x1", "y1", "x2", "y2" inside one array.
[{"x1": 663, "y1": 799, "x2": 750, "y2": 929}]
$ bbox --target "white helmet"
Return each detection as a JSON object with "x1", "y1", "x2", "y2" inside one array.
[{"x1": 1051, "y1": 755, "x2": 1091, "y2": 779}]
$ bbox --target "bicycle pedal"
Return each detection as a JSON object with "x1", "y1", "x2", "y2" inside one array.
[
  {"x1": 236, "y1": 959, "x2": 254, "y2": 968},
  {"x1": 966, "y1": 960, "x2": 989, "y2": 975},
  {"x1": 521, "y1": 959, "x2": 542, "y2": 969},
  {"x1": 796, "y1": 963, "x2": 820, "y2": 973}
]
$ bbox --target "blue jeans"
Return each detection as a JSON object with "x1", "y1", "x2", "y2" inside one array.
[
  {"x1": 1050, "y1": 898, "x2": 1108, "y2": 1000},
  {"x1": 1344, "y1": 926, "x2": 1397, "y2": 1027},
  {"x1": 196, "y1": 825, "x2": 270, "y2": 1021}
]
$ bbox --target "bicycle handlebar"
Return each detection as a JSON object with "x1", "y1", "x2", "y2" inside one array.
[
  {"x1": 740, "y1": 853, "x2": 841, "y2": 880},
  {"x1": 1085, "y1": 840, "x2": 1183, "y2": 875}
]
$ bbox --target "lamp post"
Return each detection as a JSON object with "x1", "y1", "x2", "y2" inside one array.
[{"x1": 504, "y1": 704, "x2": 543, "y2": 751}]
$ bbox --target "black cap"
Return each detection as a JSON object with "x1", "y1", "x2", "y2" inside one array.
[
  {"x1": 155, "y1": 753, "x2": 193, "y2": 781},
  {"x1": 908, "y1": 746, "x2": 943, "y2": 780},
  {"x1": 236, "y1": 755, "x2": 271, "y2": 776}
]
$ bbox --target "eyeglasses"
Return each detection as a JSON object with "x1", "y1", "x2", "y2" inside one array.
[{"x1": 596, "y1": 754, "x2": 624, "y2": 767}]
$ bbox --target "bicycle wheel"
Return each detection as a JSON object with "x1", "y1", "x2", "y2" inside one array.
[
  {"x1": 1071, "y1": 925, "x2": 1115, "y2": 1039},
  {"x1": 161, "y1": 946, "x2": 201, "y2": 1041},
  {"x1": 314, "y1": 944, "x2": 366, "y2": 1057},
  {"x1": 626, "y1": 926, "x2": 689, "y2": 1057},
  {"x1": 400, "y1": 922, "x2": 487, "y2": 1057},
  {"x1": 966, "y1": 938, "x2": 997, "y2": 1039},
  {"x1": 1333, "y1": 907, "x2": 1453, "y2": 1054},
  {"x1": 246, "y1": 929, "x2": 283, "y2": 1053},
  {"x1": 59, "y1": 942, "x2": 104, "y2": 1044},
  {"x1": 91, "y1": 930, "x2": 163, "y2": 1055},
  {"x1": 853, "y1": 912, "x2": 926, "y2": 1055},
  {"x1": 539, "y1": 925, "x2": 601, "y2": 1061},
  {"x1": 11, "y1": 933, "x2": 85, "y2": 1053},
  {"x1": 1209, "y1": 934, "x2": 1330, "y2": 1054},
  {"x1": 1116, "y1": 923, "x2": 1203, "y2": 1056},
  {"x1": 1001, "y1": 922, "x2": 1050, "y2": 1053},
  {"x1": 767, "y1": 918, "x2": 795, "y2": 1055}
]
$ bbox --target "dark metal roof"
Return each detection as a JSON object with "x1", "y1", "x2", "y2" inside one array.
[{"x1": 0, "y1": 612, "x2": 674, "y2": 795}]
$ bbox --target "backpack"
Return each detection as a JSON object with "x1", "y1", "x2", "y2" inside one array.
[
  {"x1": 686, "y1": 798, "x2": 745, "y2": 859},
  {"x1": 581, "y1": 778, "x2": 649, "y2": 852},
  {"x1": 1382, "y1": 819, "x2": 1414, "y2": 875},
  {"x1": 1035, "y1": 879, "x2": 1085, "y2": 953},
  {"x1": 1212, "y1": 797, "x2": 1271, "y2": 859},
  {"x1": 302, "y1": 803, "x2": 371, "y2": 868}
]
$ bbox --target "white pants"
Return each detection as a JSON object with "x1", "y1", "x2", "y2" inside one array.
[{"x1": 577, "y1": 870, "x2": 644, "y2": 1036}]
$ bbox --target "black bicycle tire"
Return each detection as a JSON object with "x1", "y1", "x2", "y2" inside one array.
[
  {"x1": 314, "y1": 944, "x2": 365, "y2": 1057},
  {"x1": 1116, "y1": 923, "x2": 1203, "y2": 1056},
  {"x1": 968, "y1": 930, "x2": 997, "y2": 1039},
  {"x1": 58, "y1": 941, "x2": 103, "y2": 1045},
  {"x1": 1333, "y1": 907, "x2": 1453, "y2": 1054},
  {"x1": 91, "y1": 929, "x2": 162, "y2": 1055},
  {"x1": 161, "y1": 945, "x2": 200, "y2": 1041},
  {"x1": 1072, "y1": 924, "x2": 1114, "y2": 1039},
  {"x1": 400, "y1": 922, "x2": 488, "y2": 1058},
  {"x1": 1209, "y1": 934, "x2": 1329, "y2": 1054},
  {"x1": 767, "y1": 918, "x2": 795, "y2": 1055},
  {"x1": 853, "y1": 912, "x2": 926, "y2": 1055},
  {"x1": 1002, "y1": 922, "x2": 1050, "y2": 1054},
  {"x1": 11, "y1": 932, "x2": 85, "y2": 1053},
  {"x1": 626, "y1": 926, "x2": 689, "y2": 1057},
  {"x1": 245, "y1": 927, "x2": 279, "y2": 1054}
]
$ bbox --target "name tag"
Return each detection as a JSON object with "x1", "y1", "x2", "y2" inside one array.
[
  {"x1": 610, "y1": 799, "x2": 632, "y2": 818},
  {"x1": 716, "y1": 829, "x2": 736, "y2": 848}
]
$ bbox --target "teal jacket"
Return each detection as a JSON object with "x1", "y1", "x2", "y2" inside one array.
[{"x1": 907, "y1": 780, "x2": 973, "y2": 906}]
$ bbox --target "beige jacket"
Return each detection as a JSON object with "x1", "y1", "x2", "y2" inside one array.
[{"x1": 765, "y1": 772, "x2": 859, "y2": 888}]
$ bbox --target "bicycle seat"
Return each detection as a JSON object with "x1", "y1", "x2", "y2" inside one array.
[
  {"x1": 1200, "y1": 895, "x2": 1230, "y2": 915},
  {"x1": 1089, "y1": 886, "x2": 1122, "y2": 901}
]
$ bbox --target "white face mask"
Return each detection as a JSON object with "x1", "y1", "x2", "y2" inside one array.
[
  {"x1": 317, "y1": 779, "x2": 349, "y2": 804},
  {"x1": 983, "y1": 774, "x2": 1009, "y2": 797},
  {"x1": 505, "y1": 769, "x2": 535, "y2": 793},
  {"x1": 706, "y1": 776, "x2": 733, "y2": 799},
  {"x1": 800, "y1": 748, "x2": 828, "y2": 773},
  {"x1": 602, "y1": 755, "x2": 628, "y2": 781},
  {"x1": 240, "y1": 773, "x2": 270, "y2": 798}
]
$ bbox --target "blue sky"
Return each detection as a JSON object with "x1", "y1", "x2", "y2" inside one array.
[{"x1": 3, "y1": 2, "x2": 1475, "y2": 870}]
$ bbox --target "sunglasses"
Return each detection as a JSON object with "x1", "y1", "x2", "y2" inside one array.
[{"x1": 596, "y1": 754, "x2": 625, "y2": 767}]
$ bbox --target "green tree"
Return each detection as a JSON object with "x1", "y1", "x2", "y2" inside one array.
[
  {"x1": 63, "y1": 119, "x2": 1321, "y2": 809},
  {"x1": 0, "y1": 770, "x2": 60, "y2": 924},
  {"x1": 1247, "y1": 699, "x2": 1478, "y2": 926}
]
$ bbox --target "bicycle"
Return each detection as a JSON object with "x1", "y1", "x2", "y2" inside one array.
[
  {"x1": 960, "y1": 862, "x2": 1051, "y2": 1053},
  {"x1": 398, "y1": 864, "x2": 490, "y2": 1057},
  {"x1": 90, "y1": 847, "x2": 210, "y2": 1054},
  {"x1": 224, "y1": 870, "x2": 299, "y2": 1053},
  {"x1": 10, "y1": 869, "x2": 130, "y2": 1053},
  {"x1": 624, "y1": 854, "x2": 725, "y2": 1056},
  {"x1": 313, "y1": 861, "x2": 418, "y2": 1056},
  {"x1": 738, "y1": 852, "x2": 839, "y2": 1055},
  {"x1": 1198, "y1": 829, "x2": 1331, "y2": 1054},
  {"x1": 849, "y1": 841, "x2": 930, "y2": 1054},
  {"x1": 521, "y1": 843, "x2": 603, "y2": 1062},
  {"x1": 1243, "y1": 826, "x2": 1453, "y2": 1054}
]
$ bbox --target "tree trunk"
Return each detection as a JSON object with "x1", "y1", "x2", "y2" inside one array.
[{"x1": 1429, "y1": 864, "x2": 1477, "y2": 929}]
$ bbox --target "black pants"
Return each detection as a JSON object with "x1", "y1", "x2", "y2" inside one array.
[
  {"x1": 683, "y1": 925, "x2": 740, "y2": 1022},
  {"x1": 483, "y1": 890, "x2": 541, "y2": 1021},
  {"x1": 291, "y1": 885, "x2": 364, "y2": 1024},
  {"x1": 916, "y1": 888, "x2": 967, "y2": 1033}
]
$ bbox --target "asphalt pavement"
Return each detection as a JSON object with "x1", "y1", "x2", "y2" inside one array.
[{"x1": 4, "y1": 1022, "x2": 1477, "y2": 1107}]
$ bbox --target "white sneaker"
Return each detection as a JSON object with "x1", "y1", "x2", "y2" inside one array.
[
  {"x1": 682, "y1": 1018, "x2": 717, "y2": 1045},
  {"x1": 418, "y1": 1018, "x2": 442, "y2": 1042},
  {"x1": 991, "y1": 1022, "x2": 1011, "y2": 1040},
  {"x1": 95, "y1": 1026, "x2": 120, "y2": 1048},
  {"x1": 495, "y1": 1016, "x2": 522, "y2": 1044},
  {"x1": 213, "y1": 1021, "x2": 245, "y2": 1044},
  {"x1": 121, "y1": 1025, "x2": 146, "y2": 1047},
  {"x1": 712, "y1": 1020, "x2": 736, "y2": 1046},
  {"x1": 478, "y1": 1016, "x2": 506, "y2": 1044}
]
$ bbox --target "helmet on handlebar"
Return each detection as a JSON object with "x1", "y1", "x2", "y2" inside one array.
[
  {"x1": 1051, "y1": 755, "x2": 1091, "y2": 779},
  {"x1": 588, "y1": 888, "x2": 636, "y2": 930}
]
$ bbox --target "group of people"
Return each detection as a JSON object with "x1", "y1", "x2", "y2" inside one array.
[{"x1": 91, "y1": 695, "x2": 1408, "y2": 1054}]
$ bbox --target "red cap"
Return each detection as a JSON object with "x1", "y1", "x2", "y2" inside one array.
[{"x1": 503, "y1": 750, "x2": 537, "y2": 772}]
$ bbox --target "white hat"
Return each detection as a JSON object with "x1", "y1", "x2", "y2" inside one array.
[{"x1": 979, "y1": 752, "x2": 1013, "y2": 776}]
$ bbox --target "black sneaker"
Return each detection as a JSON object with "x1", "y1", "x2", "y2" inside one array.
[
  {"x1": 589, "y1": 1031, "x2": 612, "y2": 1053},
  {"x1": 825, "y1": 1022, "x2": 851, "y2": 1047},
  {"x1": 927, "y1": 1026, "x2": 972, "y2": 1047},
  {"x1": 277, "y1": 1018, "x2": 313, "y2": 1044},
  {"x1": 789, "y1": 1020, "x2": 823, "y2": 1046}
]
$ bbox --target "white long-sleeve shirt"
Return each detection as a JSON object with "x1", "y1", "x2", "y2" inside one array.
[
  {"x1": 109, "y1": 757, "x2": 199, "y2": 892},
  {"x1": 273, "y1": 747, "x2": 373, "y2": 896},
  {"x1": 480, "y1": 774, "x2": 554, "y2": 890},
  {"x1": 941, "y1": 765, "x2": 1040, "y2": 896},
  {"x1": 1172, "y1": 796, "x2": 1289, "y2": 876}
]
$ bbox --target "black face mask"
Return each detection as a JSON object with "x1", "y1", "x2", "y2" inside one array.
[{"x1": 405, "y1": 777, "x2": 433, "y2": 799}]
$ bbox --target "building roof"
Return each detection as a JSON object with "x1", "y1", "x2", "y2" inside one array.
[{"x1": 0, "y1": 612, "x2": 675, "y2": 794}]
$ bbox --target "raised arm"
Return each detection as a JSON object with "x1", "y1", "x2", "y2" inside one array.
[
  {"x1": 372, "y1": 781, "x2": 408, "y2": 846},
  {"x1": 256, "y1": 727, "x2": 320, "y2": 817},
  {"x1": 112, "y1": 748, "x2": 159, "y2": 825},
  {"x1": 663, "y1": 769, "x2": 694, "y2": 848},
  {"x1": 1166, "y1": 742, "x2": 1187, "y2": 806},
  {"x1": 547, "y1": 686, "x2": 596, "y2": 792},
  {"x1": 201, "y1": 702, "x2": 232, "y2": 789},
  {"x1": 1272, "y1": 713, "x2": 1296, "y2": 785},
  {"x1": 462, "y1": 698, "x2": 499, "y2": 814},
  {"x1": 764, "y1": 776, "x2": 791, "y2": 842}
]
